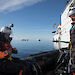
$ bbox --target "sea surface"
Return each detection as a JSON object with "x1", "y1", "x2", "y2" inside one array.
[{"x1": 11, "y1": 40, "x2": 55, "y2": 58}]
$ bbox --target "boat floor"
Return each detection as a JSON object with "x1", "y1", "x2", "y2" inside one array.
[{"x1": 45, "y1": 71, "x2": 55, "y2": 75}]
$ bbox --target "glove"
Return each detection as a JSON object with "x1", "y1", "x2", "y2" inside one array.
[{"x1": 12, "y1": 48, "x2": 18, "y2": 54}]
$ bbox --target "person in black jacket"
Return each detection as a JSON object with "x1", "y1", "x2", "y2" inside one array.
[{"x1": 0, "y1": 24, "x2": 27, "y2": 75}]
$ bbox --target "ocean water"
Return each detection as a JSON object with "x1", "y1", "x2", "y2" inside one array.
[{"x1": 11, "y1": 40, "x2": 55, "y2": 58}]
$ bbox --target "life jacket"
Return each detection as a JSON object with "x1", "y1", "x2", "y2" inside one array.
[{"x1": 0, "y1": 42, "x2": 12, "y2": 59}]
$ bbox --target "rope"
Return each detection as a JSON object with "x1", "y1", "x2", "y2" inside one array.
[
  {"x1": 28, "y1": 60, "x2": 38, "y2": 75},
  {"x1": 28, "y1": 60, "x2": 43, "y2": 75},
  {"x1": 34, "y1": 63, "x2": 42, "y2": 75},
  {"x1": 67, "y1": 42, "x2": 73, "y2": 73}
]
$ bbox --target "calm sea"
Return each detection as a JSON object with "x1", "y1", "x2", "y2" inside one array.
[{"x1": 11, "y1": 40, "x2": 55, "y2": 58}]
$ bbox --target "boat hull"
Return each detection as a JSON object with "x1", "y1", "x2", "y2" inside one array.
[{"x1": 0, "y1": 50, "x2": 60, "y2": 75}]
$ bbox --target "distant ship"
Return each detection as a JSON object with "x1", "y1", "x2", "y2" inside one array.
[
  {"x1": 21, "y1": 39, "x2": 29, "y2": 41},
  {"x1": 53, "y1": 0, "x2": 75, "y2": 48}
]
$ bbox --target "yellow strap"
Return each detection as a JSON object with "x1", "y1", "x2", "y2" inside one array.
[
  {"x1": 8, "y1": 56, "x2": 13, "y2": 61},
  {"x1": 69, "y1": 42, "x2": 72, "y2": 61}
]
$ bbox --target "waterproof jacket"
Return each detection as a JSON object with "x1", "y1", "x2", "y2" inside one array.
[{"x1": 0, "y1": 42, "x2": 12, "y2": 59}]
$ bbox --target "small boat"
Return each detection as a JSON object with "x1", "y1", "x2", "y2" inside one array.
[
  {"x1": 0, "y1": 50, "x2": 60, "y2": 75},
  {"x1": 21, "y1": 39, "x2": 29, "y2": 41}
]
